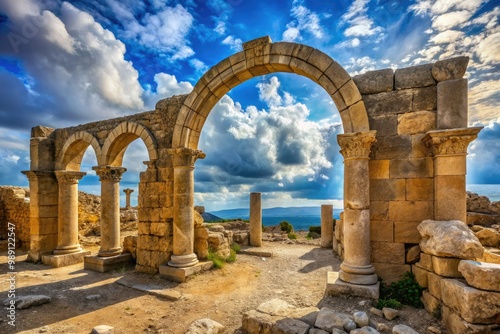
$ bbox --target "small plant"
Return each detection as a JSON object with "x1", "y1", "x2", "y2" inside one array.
[
  {"x1": 231, "y1": 243, "x2": 241, "y2": 253},
  {"x1": 308, "y1": 225, "x2": 321, "y2": 235},
  {"x1": 375, "y1": 298, "x2": 402, "y2": 310},
  {"x1": 207, "y1": 250, "x2": 225, "y2": 269},
  {"x1": 307, "y1": 231, "x2": 320, "y2": 239},
  {"x1": 279, "y1": 221, "x2": 293, "y2": 233},
  {"x1": 227, "y1": 249, "x2": 237, "y2": 263},
  {"x1": 288, "y1": 232, "x2": 297, "y2": 239},
  {"x1": 379, "y1": 272, "x2": 424, "y2": 308}
]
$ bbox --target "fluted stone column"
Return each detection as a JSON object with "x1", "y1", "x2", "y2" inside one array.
[
  {"x1": 321, "y1": 205, "x2": 334, "y2": 248},
  {"x1": 423, "y1": 127, "x2": 482, "y2": 222},
  {"x1": 250, "y1": 192, "x2": 262, "y2": 247},
  {"x1": 167, "y1": 148, "x2": 205, "y2": 268},
  {"x1": 123, "y1": 188, "x2": 134, "y2": 208},
  {"x1": 337, "y1": 131, "x2": 377, "y2": 285},
  {"x1": 93, "y1": 166, "x2": 127, "y2": 257},
  {"x1": 53, "y1": 171, "x2": 86, "y2": 255}
]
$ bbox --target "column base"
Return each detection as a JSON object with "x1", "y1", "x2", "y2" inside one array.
[
  {"x1": 326, "y1": 271, "x2": 380, "y2": 299},
  {"x1": 167, "y1": 253, "x2": 199, "y2": 268},
  {"x1": 159, "y1": 261, "x2": 213, "y2": 283},
  {"x1": 98, "y1": 247, "x2": 123, "y2": 257},
  {"x1": 339, "y1": 262, "x2": 378, "y2": 285},
  {"x1": 42, "y1": 250, "x2": 90, "y2": 268},
  {"x1": 53, "y1": 244, "x2": 83, "y2": 255},
  {"x1": 84, "y1": 253, "x2": 132, "y2": 273}
]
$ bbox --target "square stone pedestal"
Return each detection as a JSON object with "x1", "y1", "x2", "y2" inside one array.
[
  {"x1": 84, "y1": 253, "x2": 132, "y2": 273},
  {"x1": 326, "y1": 271, "x2": 380, "y2": 299},
  {"x1": 159, "y1": 261, "x2": 213, "y2": 283},
  {"x1": 42, "y1": 250, "x2": 91, "y2": 268}
]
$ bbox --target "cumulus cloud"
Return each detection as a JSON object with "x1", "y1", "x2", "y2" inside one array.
[
  {"x1": 143, "y1": 73, "x2": 193, "y2": 108},
  {"x1": 340, "y1": 0, "x2": 383, "y2": 37},
  {"x1": 222, "y1": 35, "x2": 242, "y2": 52},
  {"x1": 282, "y1": 0, "x2": 325, "y2": 41}
]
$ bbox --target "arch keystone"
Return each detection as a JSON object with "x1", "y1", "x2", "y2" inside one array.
[{"x1": 242, "y1": 36, "x2": 272, "y2": 50}]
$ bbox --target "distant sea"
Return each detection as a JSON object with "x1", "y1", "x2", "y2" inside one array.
[
  {"x1": 261, "y1": 215, "x2": 340, "y2": 231},
  {"x1": 467, "y1": 184, "x2": 500, "y2": 202}
]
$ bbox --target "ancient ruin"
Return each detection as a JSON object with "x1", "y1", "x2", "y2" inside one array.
[{"x1": 12, "y1": 36, "x2": 498, "y2": 332}]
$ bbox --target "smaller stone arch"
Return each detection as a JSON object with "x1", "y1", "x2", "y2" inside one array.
[
  {"x1": 101, "y1": 121, "x2": 158, "y2": 166},
  {"x1": 57, "y1": 131, "x2": 102, "y2": 171}
]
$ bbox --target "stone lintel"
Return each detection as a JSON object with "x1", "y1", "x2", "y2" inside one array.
[
  {"x1": 238, "y1": 246, "x2": 274, "y2": 257},
  {"x1": 22, "y1": 170, "x2": 55, "y2": 180},
  {"x1": 422, "y1": 127, "x2": 483, "y2": 156},
  {"x1": 159, "y1": 261, "x2": 213, "y2": 283},
  {"x1": 84, "y1": 253, "x2": 132, "y2": 273},
  {"x1": 242, "y1": 36, "x2": 272, "y2": 50},
  {"x1": 92, "y1": 165, "x2": 127, "y2": 181},
  {"x1": 337, "y1": 131, "x2": 377, "y2": 160},
  {"x1": 167, "y1": 147, "x2": 206, "y2": 167},
  {"x1": 326, "y1": 271, "x2": 380, "y2": 299},
  {"x1": 42, "y1": 250, "x2": 90, "y2": 268}
]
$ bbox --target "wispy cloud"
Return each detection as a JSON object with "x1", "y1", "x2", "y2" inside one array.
[
  {"x1": 282, "y1": 0, "x2": 325, "y2": 41},
  {"x1": 339, "y1": 0, "x2": 383, "y2": 37}
]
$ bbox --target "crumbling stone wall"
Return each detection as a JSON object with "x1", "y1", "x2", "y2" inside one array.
[{"x1": 0, "y1": 186, "x2": 30, "y2": 248}]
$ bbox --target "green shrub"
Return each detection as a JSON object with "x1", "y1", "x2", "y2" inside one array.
[
  {"x1": 207, "y1": 246, "x2": 238, "y2": 269},
  {"x1": 279, "y1": 221, "x2": 293, "y2": 233},
  {"x1": 379, "y1": 272, "x2": 423, "y2": 308},
  {"x1": 231, "y1": 243, "x2": 241, "y2": 253},
  {"x1": 308, "y1": 225, "x2": 321, "y2": 235},
  {"x1": 375, "y1": 298, "x2": 402, "y2": 310},
  {"x1": 307, "y1": 232, "x2": 320, "y2": 239},
  {"x1": 288, "y1": 232, "x2": 297, "y2": 239},
  {"x1": 227, "y1": 249, "x2": 237, "y2": 263}
]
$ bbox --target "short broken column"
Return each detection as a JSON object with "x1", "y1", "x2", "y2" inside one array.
[
  {"x1": 321, "y1": 205, "x2": 334, "y2": 248},
  {"x1": 123, "y1": 188, "x2": 134, "y2": 208},
  {"x1": 249, "y1": 192, "x2": 262, "y2": 247}
]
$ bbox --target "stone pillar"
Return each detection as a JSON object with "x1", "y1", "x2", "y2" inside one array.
[
  {"x1": 53, "y1": 171, "x2": 86, "y2": 255},
  {"x1": 93, "y1": 166, "x2": 127, "y2": 257},
  {"x1": 123, "y1": 188, "x2": 134, "y2": 208},
  {"x1": 337, "y1": 131, "x2": 378, "y2": 285},
  {"x1": 423, "y1": 128, "x2": 482, "y2": 222},
  {"x1": 167, "y1": 148, "x2": 205, "y2": 268},
  {"x1": 250, "y1": 192, "x2": 262, "y2": 247},
  {"x1": 321, "y1": 205, "x2": 334, "y2": 248}
]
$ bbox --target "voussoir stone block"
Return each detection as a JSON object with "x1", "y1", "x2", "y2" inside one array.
[
  {"x1": 395, "y1": 64, "x2": 435, "y2": 89},
  {"x1": 354, "y1": 68, "x2": 394, "y2": 94},
  {"x1": 458, "y1": 260, "x2": 500, "y2": 292},
  {"x1": 432, "y1": 56, "x2": 469, "y2": 82},
  {"x1": 418, "y1": 220, "x2": 484, "y2": 259}
]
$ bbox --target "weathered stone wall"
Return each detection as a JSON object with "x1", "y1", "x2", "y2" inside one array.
[{"x1": 0, "y1": 186, "x2": 30, "y2": 248}]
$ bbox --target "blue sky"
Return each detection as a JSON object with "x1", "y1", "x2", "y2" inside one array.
[{"x1": 0, "y1": 0, "x2": 498, "y2": 210}]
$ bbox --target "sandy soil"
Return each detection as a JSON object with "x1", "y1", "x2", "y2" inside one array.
[{"x1": 0, "y1": 241, "x2": 446, "y2": 334}]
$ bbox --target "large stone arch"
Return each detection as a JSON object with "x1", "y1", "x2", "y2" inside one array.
[
  {"x1": 101, "y1": 121, "x2": 158, "y2": 166},
  {"x1": 172, "y1": 36, "x2": 369, "y2": 149},
  {"x1": 57, "y1": 131, "x2": 102, "y2": 171}
]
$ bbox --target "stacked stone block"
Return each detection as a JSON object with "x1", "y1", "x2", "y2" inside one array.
[{"x1": 0, "y1": 187, "x2": 30, "y2": 248}]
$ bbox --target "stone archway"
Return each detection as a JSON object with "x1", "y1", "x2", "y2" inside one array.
[
  {"x1": 57, "y1": 130, "x2": 102, "y2": 170},
  {"x1": 168, "y1": 36, "x2": 378, "y2": 295}
]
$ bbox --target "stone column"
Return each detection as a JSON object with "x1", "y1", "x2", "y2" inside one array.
[
  {"x1": 93, "y1": 166, "x2": 127, "y2": 257},
  {"x1": 53, "y1": 171, "x2": 86, "y2": 255},
  {"x1": 423, "y1": 127, "x2": 482, "y2": 222},
  {"x1": 123, "y1": 188, "x2": 134, "y2": 208},
  {"x1": 250, "y1": 192, "x2": 262, "y2": 247},
  {"x1": 321, "y1": 204, "x2": 334, "y2": 248},
  {"x1": 337, "y1": 131, "x2": 378, "y2": 285},
  {"x1": 167, "y1": 148, "x2": 205, "y2": 268}
]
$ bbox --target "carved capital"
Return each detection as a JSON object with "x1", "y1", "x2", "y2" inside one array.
[
  {"x1": 423, "y1": 127, "x2": 482, "y2": 157},
  {"x1": 92, "y1": 165, "x2": 127, "y2": 181},
  {"x1": 337, "y1": 131, "x2": 377, "y2": 160},
  {"x1": 123, "y1": 188, "x2": 134, "y2": 195},
  {"x1": 167, "y1": 148, "x2": 206, "y2": 168},
  {"x1": 54, "y1": 170, "x2": 86, "y2": 184}
]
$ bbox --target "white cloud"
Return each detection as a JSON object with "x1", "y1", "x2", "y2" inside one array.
[
  {"x1": 432, "y1": 10, "x2": 474, "y2": 31},
  {"x1": 476, "y1": 32, "x2": 500, "y2": 64},
  {"x1": 469, "y1": 79, "x2": 500, "y2": 124},
  {"x1": 429, "y1": 30, "x2": 464, "y2": 44},
  {"x1": 143, "y1": 73, "x2": 193, "y2": 108},
  {"x1": 214, "y1": 21, "x2": 226, "y2": 35},
  {"x1": 282, "y1": 1, "x2": 325, "y2": 41},
  {"x1": 340, "y1": 0, "x2": 383, "y2": 37},
  {"x1": 222, "y1": 35, "x2": 242, "y2": 51},
  {"x1": 257, "y1": 76, "x2": 283, "y2": 108},
  {"x1": 189, "y1": 58, "x2": 209, "y2": 73}
]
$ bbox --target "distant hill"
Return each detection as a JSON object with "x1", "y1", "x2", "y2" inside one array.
[
  {"x1": 201, "y1": 212, "x2": 223, "y2": 222},
  {"x1": 210, "y1": 206, "x2": 340, "y2": 219}
]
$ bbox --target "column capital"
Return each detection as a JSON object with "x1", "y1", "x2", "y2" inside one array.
[
  {"x1": 54, "y1": 170, "x2": 86, "y2": 184},
  {"x1": 337, "y1": 131, "x2": 377, "y2": 160},
  {"x1": 22, "y1": 170, "x2": 54, "y2": 181},
  {"x1": 123, "y1": 188, "x2": 134, "y2": 195},
  {"x1": 167, "y1": 147, "x2": 206, "y2": 168},
  {"x1": 92, "y1": 165, "x2": 127, "y2": 181},
  {"x1": 423, "y1": 127, "x2": 482, "y2": 157}
]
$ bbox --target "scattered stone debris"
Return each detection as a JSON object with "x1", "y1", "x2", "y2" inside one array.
[
  {"x1": 382, "y1": 307, "x2": 399, "y2": 321},
  {"x1": 85, "y1": 294, "x2": 102, "y2": 301},
  {"x1": 91, "y1": 325, "x2": 114, "y2": 334},
  {"x1": 184, "y1": 318, "x2": 225, "y2": 334},
  {"x1": 2, "y1": 295, "x2": 51, "y2": 309}
]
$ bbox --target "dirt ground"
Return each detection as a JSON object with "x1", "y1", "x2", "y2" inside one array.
[{"x1": 0, "y1": 240, "x2": 446, "y2": 334}]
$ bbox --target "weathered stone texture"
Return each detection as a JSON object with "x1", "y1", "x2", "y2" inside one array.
[
  {"x1": 458, "y1": 260, "x2": 500, "y2": 292},
  {"x1": 432, "y1": 56, "x2": 469, "y2": 82},
  {"x1": 371, "y1": 241, "x2": 405, "y2": 264},
  {"x1": 437, "y1": 79, "x2": 468, "y2": 129},
  {"x1": 397, "y1": 111, "x2": 436, "y2": 135},
  {"x1": 353, "y1": 69, "x2": 394, "y2": 94},
  {"x1": 0, "y1": 187, "x2": 30, "y2": 247},
  {"x1": 395, "y1": 64, "x2": 435, "y2": 89}
]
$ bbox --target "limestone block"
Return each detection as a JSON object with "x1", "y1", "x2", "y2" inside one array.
[
  {"x1": 418, "y1": 220, "x2": 484, "y2": 259},
  {"x1": 406, "y1": 245, "x2": 421, "y2": 263},
  {"x1": 440, "y1": 278, "x2": 500, "y2": 324},
  {"x1": 371, "y1": 241, "x2": 405, "y2": 264},
  {"x1": 422, "y1": 290, "x2": 441, "y2": 314},
  {"x1": 427, "y1": 272, "x2": 443, "y2": 300},
  {"x1": 434, "y1": 175, "x2": 467, "y2": 222},
  {"x1": 351, "y1": 326, "x2": 381, "y2": 333},
  {"x1": 91, "y1": 325, "x2": 114, "y2": 334},
  {"x1": 150, "y1": 222, "x2": 168, "y2": 236},
  {"x1": 432, "y1": 256, "x2": 462, "y2": 278},
  {"x1": 363, "y1": 90, "x2": 413, "y2": 117},
  {"x1": 272, "y1": 318, "x2": 310, "y2": 334},
  {"x1": 353, "y1": 311, "x2": 369, "y2": 327},
  {"x1": 390, "y1": 200, "x2": 434, "y2": 222},
  {"x1": 481, "y1": 250, "x2": 500, "y2": 264},
  {"x1": 397, "y1": 111, "x2": 436, "y2": 135},
  {"x1": 390, "y1": 158, "x2": 433, "y2": 179},
  {"x1": 370, "y1": 179, "x2": 405, "y2": 201},
  {"x1": 370, "y1": 220, "x2": 393, "y2": 242},
  {"x1": 392, "y1": 324, "x2": 419, "y2": 334},
  {"x1": 395, "y1": 64, "x2": 435, "y2": 89},
  {"x1": 442, "y1": 305, "x2": 498, "y2": 334},
  {"x1": 314, "y1": 307, "x2": 353, "y2": 332},
  {"x1": 412, "y1": 86, "x2": 437, "y2": 111},
  {"x1": 411, "y1": 134, "x2": 428, "y2": 158},
  {"x1": 394, "y1": 221, "x2": 424, "y2": 243},
  {"x1": 373, "y1": 262, "x2": 411, "y2": 284},
  {"x1": 420, "y1": 253, "x2": 433, "y2": 271},
  {"x1": 370, "y1": 135, "x2": 412, "y2": 160},
  {"x1": 432, "y1": 56, "x2": 469, "y2": 82},
  {"x1": 368, "y1": 115, "x2": 397, "y2": 137},
  {"x1": 382, "y1": 307, "x2": 399, "y2": 320},
  {"x1": 242, "y1": 309, "x2": 283, "y2": 334},
  {"x1": 474, "y1": 227, "x2": 500, "y2": 247},
  {"x1": 369, "y1": 160, "x2": 390, "y2": 179},
  {"x1": 434, "y1": 155, "x2": 466, "y2": 176},
  {"x1": 458, "y1": 260, "x2": 500, "y2": 292},
  {"x1": 412, "y1": 264, "x2": 429, "y2": 287},
  {"x1": 437, "y1": 79, "x2": 468, "y2": 129},
  {"x1": 354, "y1": 68, "x2": 394, "y2": 94},
  {"x1": 370, "y1": 201, "x2": 389, "y2": 221},
  {"x1": 406, "y1": 178, "x2": 433, "y2": 201},
  {"x1": 185, "y1": 318, "x2": 225, "y2": 334},
  {"x1": 467, "y1": 212, "x2": 498, "y2": 227}
]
